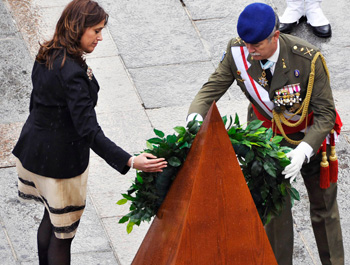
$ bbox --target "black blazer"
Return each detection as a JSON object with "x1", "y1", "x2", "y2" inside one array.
[{"x1": 13, "y1": 55, "x2": 131, "y2": 179}]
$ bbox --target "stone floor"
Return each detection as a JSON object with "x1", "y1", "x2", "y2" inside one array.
[{"x1": 0, "y1": 0, "x2": 349, "y2": 264}]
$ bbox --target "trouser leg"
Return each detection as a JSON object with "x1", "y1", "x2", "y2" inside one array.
[
  {"x1": 304, "y1": 0, "x2": 329, "y2": 26},
  {"x1": 301, "y1": 154, "x2": 344, "y2": 265},
  {"x1": 280, "y1": 0, "x2": 305, "y2": 24},
  {"x1": 265, "y1": 196, "x2": 293, "y2": 265}
]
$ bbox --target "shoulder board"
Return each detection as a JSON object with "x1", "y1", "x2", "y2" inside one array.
[
  {"x1": 291, "y1": 44, "x2": 318, "y2": 59},
  {"x1": 231, "y1": 37, "x2": 245, "y2": 47}
]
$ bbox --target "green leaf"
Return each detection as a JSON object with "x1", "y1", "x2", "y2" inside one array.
[
  {"x1": 279, "y1": 146, "x2": 293, "y2": 153},
  {"x1": 279, "y1": 159, "x2": 291, "y2": 168},
  {"x1": 266, "y1": 150, "x2": 280, "y2": 159},
  {"x1": 265, "y1": 128, "x2": 273, "y2": 140},
  {"x1": 246, "y1": 120, "x2": 264, "y2": 131},
  {"x1": 276, "y1": 151, "x2": 287, "y2": 159},
  {"x1": 289, "y1": 187, "x2": 300, "y2": 201},
  {"x1": 222, "y1": 115, "x2": 228, "y2": 126},
  {"x1": 263, "y1": 161, "x2": 277, "y2": 178},
  {"x1": 130, "y1": 212, "x2": 142, "y2": 222},
  {"x1": 227, "y1": 127, "x2": 236, "y2": 136},
  {"x1": 146, "y1": 141, "x2": 154, "y2": 150},
  {"x1": 127, "y1": 222, "x2": 135, "y2": 234},
  {"x1": 232, "y1": 132, "x2": 244, "y2": 141},
  {"x1": 226, "y1": 115, "x2": 233, "y2": 129},
  {"x1": 154, "y1": 128, "x2": 165, "y2": 138},
  {"x1": 119, "y1": 215, "x2": 130, "y2": 224},
  {"x1": 174, "y1": 126, "x2": 186, "y2": 135},
  {"x1": 271, "y1": 135, "x2": 284, "y2": 144},
  {"x1": 116, "y1": 198, "x2": 128, "y2": 205},
  {"x1": 280, "y1": 183, "x2": 287, "y2": 196},
  {"x1": 166, "y1": 134, "x2": 177, "y2": 144},
  {"x1": 179, "y1": 141, "x2": 189, "y2": 150},
  {"x1": 188, "y1": 122, "x2": 200, "y2": 134},
  {"x1": 122, "y1": 194, "x2": 136, "y2": 201},
  {"x1": 234, "y1": 113, "x2": 240, "y2": 126},
  {"x1": 246, "y1": 130, "x2": 265, "y2": 137},
  {"x1": 230, "y1": 138, "x2": 240, "y2": 145},
  {"x1": 187, "y1": 120, "x2": 196, "y2": 130},
  {"x1": 168, "y1": 156, "x2": 181, "y2": 167},
  {"x1": 147, "y1": 137, "x2": 163, "y2": 144},
  {"x1": 245, "y1": 149, "x2": 255, "y2": 164},
  {"x1": 250, "y1": 142, "x2": 264, "y2": 147},
  {"x1": 136, "y1": 173, "x2": 144, "y2": 184}
]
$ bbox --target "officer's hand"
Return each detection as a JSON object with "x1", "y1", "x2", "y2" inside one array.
[{"x1": 282, "y1": 148, "x2": 306, "y2": 183}]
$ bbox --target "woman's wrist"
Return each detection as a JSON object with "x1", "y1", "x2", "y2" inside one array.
[{"x1": 128, "y1": 156, "x2": 135, "y2": 169}]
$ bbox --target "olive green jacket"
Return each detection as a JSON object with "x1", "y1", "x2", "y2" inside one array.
[{"x1": 188, "y1": 33, "x2": 336, "y2": 153}]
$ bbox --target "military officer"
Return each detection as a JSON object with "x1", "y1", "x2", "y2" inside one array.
[{"x1": 187, "y1": 3, "x2": 344, "y2": 265}]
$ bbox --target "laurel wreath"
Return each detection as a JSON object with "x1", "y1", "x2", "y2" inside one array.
[{"x1": 117, "y1": 115, "x2": 300, "y2": 233}]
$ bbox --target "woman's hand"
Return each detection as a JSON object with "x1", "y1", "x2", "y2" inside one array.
[{"x1": 128, "y1": 153, "x2": 167, "y2": 172}]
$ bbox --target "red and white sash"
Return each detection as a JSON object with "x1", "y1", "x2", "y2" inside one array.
[{"x1": 231, "y1": 46, "x2": 302, "y2": 122}]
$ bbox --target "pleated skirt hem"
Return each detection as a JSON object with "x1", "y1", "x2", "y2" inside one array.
[{"x1": 15, "y1": 158, "x2": 89, "y2": 239}]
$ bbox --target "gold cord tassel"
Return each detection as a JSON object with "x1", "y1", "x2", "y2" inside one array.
[{"x1": 320, "y1": 139, "x2": 330, "y2": 189}]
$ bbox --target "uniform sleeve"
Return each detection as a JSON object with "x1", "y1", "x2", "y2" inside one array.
[
  {"x1": 188, "y1": 40, "x2": 235, "y2": 118},
  {"x1": 302, "y1": 56, "x2": 336, "y2": 153},
  {"x1": 60, "y1": 63, "x2": 132, "y2": 174}
]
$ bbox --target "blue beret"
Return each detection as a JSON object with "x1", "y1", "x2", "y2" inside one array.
[{"x1": 237, "y1": 3, "x2": 276, "y2": 44}]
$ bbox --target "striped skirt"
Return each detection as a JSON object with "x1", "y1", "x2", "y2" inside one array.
[{"x1": 15, "y1": 158, "x2": 89, "y2": 239}]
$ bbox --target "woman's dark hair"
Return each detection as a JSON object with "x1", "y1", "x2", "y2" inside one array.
[{"x1": 36, "y1": 0, "x2": 109, "y2": 69}]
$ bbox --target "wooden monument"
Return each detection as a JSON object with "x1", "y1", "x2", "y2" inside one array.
[{"x1": 132, "y1": 102, "x2": 277, "y2": 264}]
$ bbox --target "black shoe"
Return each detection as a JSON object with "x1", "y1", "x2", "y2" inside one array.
[
  {"x1": 279, "y1": 22, "x2": 297, "y2": 34},
  {"x1": 311, "y1": 24, "x2": 332, "y2": 38}
]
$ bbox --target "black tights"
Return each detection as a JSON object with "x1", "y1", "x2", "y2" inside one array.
[{"x1": 37, "y1": 208, "x2": 74, "y2": 265}]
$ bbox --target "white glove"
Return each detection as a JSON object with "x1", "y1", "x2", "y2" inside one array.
[
  {"x1": 186, "y1": 113, "x2": 203, "y2": 124},
  {"x1": 282, "y1": 147, "x2": 306, "y2": 183}
]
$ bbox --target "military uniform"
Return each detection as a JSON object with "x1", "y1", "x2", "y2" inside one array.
[{"x1": 188, "y1": 33, "x2": 344, "y2": 264}]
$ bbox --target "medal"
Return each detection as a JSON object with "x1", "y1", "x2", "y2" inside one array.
[
  {"x1": 259, "y1": 60, "x2": 274, "y2": 87},
  {"x1": 258, "y1": 70, "x2": 268, "y2": 87},
  {"x1": 273, "y1": 84, "x2": 302, "y2": 112}
]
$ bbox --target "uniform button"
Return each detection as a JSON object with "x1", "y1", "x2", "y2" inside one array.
[{"x1": 293, "y1": 46, "x2": 298, "y2": 50}]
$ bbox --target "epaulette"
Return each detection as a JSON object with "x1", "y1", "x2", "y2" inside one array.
[
  {"x1": 231, "y1": 37, "x2": 245, "y2": 47},
  {"x1": 291, "y1": 44, "x2": 318, "y2": 60}
]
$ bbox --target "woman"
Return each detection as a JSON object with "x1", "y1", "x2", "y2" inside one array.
[{"x1": 12, "y1": 0, "x2": 167, "y2": 264}]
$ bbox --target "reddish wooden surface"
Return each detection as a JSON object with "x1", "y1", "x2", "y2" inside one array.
[{"x1": 132, "y1": 102, "x2": 277, "y2": 265}]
